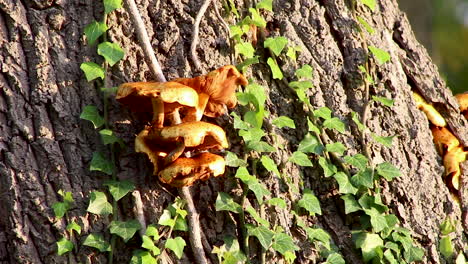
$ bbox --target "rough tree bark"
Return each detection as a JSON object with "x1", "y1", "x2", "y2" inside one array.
[{"x1": 0, "y1": 0, "x2": 466, "y2": 263}]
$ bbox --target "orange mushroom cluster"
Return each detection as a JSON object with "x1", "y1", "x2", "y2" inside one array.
[
  {"x1": 412, "y1": 92, "x2": 468, "y2": 191},
  {"x1": 117, "y1": 66, "x2": 248, "y2": 187}
]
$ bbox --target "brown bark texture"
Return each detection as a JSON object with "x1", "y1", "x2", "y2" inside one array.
[{"x1": 0, "y1": 0, "x2": 467, "y2": 263}]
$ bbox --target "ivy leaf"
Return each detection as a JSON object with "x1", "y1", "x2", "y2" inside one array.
[
  {"x1": 403, "y1": 245, "x2": 424, "y2": 263},
  {"x1": 325, "y1": 142, "x2": 346, "y2": 156},
  {"x1": 364, "y1": 207, "x2": 388, "y2": 233},
  {"x1": 440, "y1": 217, "x2": 457, "y2": 236},
  {"x1": 288, "y1": 151, "x2": 313, "y2": 167},
  {"x1": 372, "y1": 96, "x2": 394, "y2": 107},
  {"x1": 261, "y1": 155, "x2": 281, "y2": 177},
  {"x1": 455, "y1": 252, "x2": 467, "y2": 264},
  {"x1": 52, "y1": 202, "x2": 69, "y2": 219},
  {"x1": 351, "y1": 168, "x2": 374, "y2": 188},
  {"x1": 239, "y1": 128, "x2": 265, "y2": 142},
  {"x1": 298, "y1": 189, "x2": 322, "y2": 215},
  {"x1": 313, "y1": 107, "x2": 332, "y2": 120},
  {"x1": 325, "y1": 253, "x2": 345, "y2": 264},
  {"x1": 130, "y1": 250, "x2": 157, "y2": 264},
  {"x1": 256, "y1": 0, "x2": 273, "y2": 11},
  {"x1": 66, "y1": 221, "x2": 82, "y2": 235},
  {"x1": 158, "y1": 209, "x2": 175, "y2": 228},
  {"x1": 87, "y1": 191, "x2": 113, "y2": 215},
  {"x1": 357, "y1": 16, "x2": 375, "y2": 34},
  {"x1": 272, "y1": 116, "x2": 295, "y2": 129},
  {"x1": 247, "y1": 179, "x2": 271, "y2": 204},
  {"x1": 351, "y1": 111, "x2": 366, "y2": 131},
  {"x1": 267, "y1": 57, "x2": 283, "y2": 80},
  {"x1": 145, "y1": 224, "x2": 160, "y2": 240},
  {"x1": 98, "y1": 41, "x2": 124, "y2": 66},
  {"x1": 246, "y1": 141, "x2": 275, "y2": 153},
  {"x1": 341, "y1": 194, "x2": 361, "y2": 213},
  {"x1": 358, "y1": 65, "x2": 375, "y2": 84},
  {"x1": 103, "y1": 180, "x2": 135, "y2": 202},
  {"x1": 383, "y1": 249, "x2": 398, "y2": 264},
  {"x1": 376, "y1": 162, "x2": 401, "y2": 181},
  {"x1": 267, "y1": 198, "x2": 287, "y2": 209},
  {"x1": 305, "y1": 228, "x2": 331, "y2": 249},
  {"x1": 90, "y1": 152, "x2": 114, "y2": 175},
  {"x1": 298, "y1": 133, "x2": 323, "y2": 154},
  {"x1": 215, "y1": 192, "x2": 242, "y2": 213},
  {"x1": 245, "y1": 205, "x2": 269, "y2": 226},
  {"x1": 272, "y1": 233, "x2": 299, "y2": 255},
  {"x1": 245, "y1": 83, "x2": 267, "y2": 109},
  {"x1": 80, "y1": 105, "x2": 105, "y2": 129},
  {"x1": 368, "y1": 46, "x2": 390, "y2": 65},
  {"x1": 237, "y1": 56, "x2": 260, "y2": 72},
  {"x1": 439, "y1": 236, "x2": 454, "y2": 259},
  {"x1": 344, "y1": 154, "x2": 368, "y2": 170},
  {"x1": 99, "y1": 129, "x2": 124, "y2": 146},
  {"x1": 323, "y1": 117, "x2": 346, "y2": 133},
  {"x1": 295, "y1": 64, "x2": 313, "y2": 79},
  {"x1": 289, "y1": 80, "x2": 313, "y2": 90},
  {"x1": 231, "y1": 112, "x2": 251, "y2": 130},
  {"x1": 334, "y1": 172, "x2": 358, "y2": 195},
  {"x1": 83, "y1": 233, "x2": 111, "y2": 252},
  {"x1": 247, "y1": 225, "x2": 274, "y2": 249},
  {"x1": 359, "y1": 0, "x2": 376, "y2": 11},
  {"x1": 104, "y1": 0, "x2": 122, "y2": 14},
  {"x1": 318, "y1": 156, "x2": 337, "y2": 177},
  {"x1": 142, "y1": 235, "x2": 160, "y2": 256},
  {"x1": 264, "y1": 36, "x2": 288, "y2": 56},
  {"x1": 244, "y1": 110, "x2": 263, "y2": 128},
  {"x1": 235, "y1": 41, "x2": 255, "y2": 58},
  {"x1": 286, "y1": 46, "x2": 302, "y2": 61},
  {"x1": 225, "y1": 151, "x2": 248, "y2": 167},
  {"x1": 165, "y1": 236, "x2": 186, "y2": 259},
  {"x1": 57, "y1": 237, "x2": 74, "y2": 256},
  {"x1": 371, "y1": 133, "x2": 395, "y2": 147},
  {"x1": 109, "y1": 220, "x2": 141, "y2": 242},
  {"x1": 308, "y1": 118, "x2": 321, "y2": 134},
  {"x1": 355, "y1": 232, "x2": 384, "y2": 262},
  {"x1": 84, "y1": 21, "x2": 108, "y2": 45},
  {"x1": 249, "y1": 8, "x2": 266, "y2": 27},
  {"x1": 80, "y1": 62, "x2": 105, "y2": 81}
]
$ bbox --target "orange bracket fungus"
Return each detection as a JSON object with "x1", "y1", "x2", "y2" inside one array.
[
  {"x1": 118, "y1": 65, "x2": 247, "y2": 187},
  {"x1": 412, "y1": 92, "x2": 446, "y2": 127},
  {"x1": 455, "y1": 92, "x2": 468, "y2": 119}
]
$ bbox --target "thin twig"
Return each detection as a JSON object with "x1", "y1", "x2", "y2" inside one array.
[
  {"x1": 132, "y1": 190, "x2": 147, "y2": 236},
  {"x1": 212, "y1": 1, "x2": 235, "y2": 64},
  {"x1": 190, "y1": 0, "x2": 212, "y2": 72}
]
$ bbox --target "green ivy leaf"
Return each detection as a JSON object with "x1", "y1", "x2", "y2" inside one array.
[
  {"x1": 225, "y1": 151, "x2": 248, "y2": 167},
  {"x1": 165, "y1": 236, "x2": 186, "y2": 259},
  {"x1": 83, "y1": 233, "x2": 111, "y2": 252},
  {"x1": 440, "y1": 217, "x2": 457, "y2": 236},
  {"x1": 57, "y1": 237, "x2": 74, "y2": 256},
  {"x1": 318, "y1": 156, "x2": 337, "y2": 177},
  {"x1": 313, "y1": 107, "x2": 332, "y2": 120},
  {"x1": 256, "y1": 0, "x2": 273, "y2": 11},
  {"x1": 439, "y1": 236, "x2": 454, "y2": 259},
  {"x1": 145, "y1": 224, "x2": 160, "y2": 240},
  {"x1": 334, "y1": 172, "x2": 358, "y2": 195},
  {"x1": 295, "y1": 64, "x2": 313, "y2": 79},
  {"x1": 289, "y1": 80, "x2": 313, "y2": 90},
  {"x1": 247, "y1": 225, "x2": 274, "y2": 249},
  {"x1": 215, "y1": 192, "x2": 242, "y2": 213},
  {"x1": 249, "y1": 8, "x2": 266, "y2": 28},
  {"x1": 97, "y1": 41, "x2": 124, "y2": 66},
  {"x1": 130, "y1": 250, "x2": 157, "y2": 264},
  {"x1": 359, "y1": 0, "x2": 376, "y2": 11},
  {"x1": 142, "y1": 235, "x2": 160, "y2": 256},
  {"x1": 358, "y1": 65, "x2": 375, "y2": 84},
  {"x1": 247, "y1": 179, "x2": 271, "y2": 204},
  {"x1": 272, "y1": 233, "x2": 299, "y2": 255},
  {"x1": 245, "y1": 205, "x2": 269, "y2": 226},
  {"x1": 246, "y1": 141, "x2": 275, "y2": 153},
  {"x1": 158, "y1": 209, "x2": 175, "y2": 228},
  {"x1": 272, "y1": 116, "x2": 296, "y2": 129},
  {"x1": 52, "y1": 202, "x2": 69, "y2": 219},
  {"x1": 84, "y1": 21, "x2": 108, "y2": 45},
  {"x1": 237, "y1": 56, "x2": 260, "y2": 72},
  {"x1": 341, "y1": 194, "x2": 361, "y2": 213},
  {"x1": 325, "y1": 253, "x2": 345, "y2": 264},
  {"x1": 371, "y1": 133, "x2": 395, "y2": 147},
  {"x1": 90, "y1": 151, "x2": 114, "y2": 175},
  {"x1": 286, "y1": 46, "x2": 302, "y2": 61},
  {"x1": 267, "y1": 57, "x2": 283, "y2": 79},
  {"x1": 351, "y1": 168, "x2": 374, "y2": 188},
  {"x1": 239, "y1": 128, "x2": 265, "y2": 142},
  {"x1": 235, "y1": 41, "x2": 255, "y2": 58},
  {"x1": 383, "y1": 249, "x2": 398, "y2": 264},
  {"x1": 298, "y1": 189, "x2": 322, "y2": 215},
  {"x1": 227, "y1": 0, "x2": 239, "y2": 17},
  {"x1": 351, "y1": 111, "x2": 366, "y2": 131},
  {"x1": 99, "y1": 129, "x2": 124, "y2": 146},
  {"x1": 325, "y1": 142, "x2": 346, "y2": 156},
  {"x1": 298, "y1": 133, "x2": 323, "y2": 154},
  {"x1": 323, "y1": 117, "x2": 346, "y2": 133},
  {"x1": 66, "y1": 221, "x2": 82, "y2": 235},
  {"x1": 372, "y1": 96, "x2": 394, "y2": 107},
  {"x1": 174, "y1": 217, "x2": 188, "y2": 232},
  {"x1": 267, "y1": 198, "x2": 287, "y2": 209},
  {"x1": 368, "y1": 46, "x2": 390, "y2": 65},
  {"x1": 80, "y1": 105, "x2": 105, "y2": 129},
  {"x1": 109, "y1": 220, "x2": 141, "y2": 242},
  {"x1": 308, "y1": 118, "x2": 321, "y2": 134},
  {"x1": 243, "y1": 110, "x2": 263, "y2": 128},
  {"x1": 231, "y1": 112, "x2": 251, "y2": 130},
  {"x1": 80, "y1": 62, "x2": 105, "y2": 81},
  {"x1": 104, "y1": 0, "x2": 122, "y2": 14},
  {"x1": 403, "y1": 245, "x2": 424, "y2": 263},
  {"x1": 376, "y1": 162, "x2": 401, "y2": 181},
  {"x1": 344, "y1": 154, "x2": 368, "y2": 170},
  {"x1": 103, "y1": 180, "x2": 135, "y2": 202},
  {"x1": 288, "y1": 151, "x2": 313, "y2": 167},
  {"x1": 364, "y1": 207, "x2": 388, "y2": 233},
  {"x1": 229, "y1": 25, "x2": 247, "y2": 38},
  {"x1": 357, "y1": 16, "x2": 375, "y2": 34},
  {"x1": 87, "y1": 191, "x2": 113, "y2": 215},
  {"x1": 355, "y1": 232, "x2": 384, "y2": 262},
  {"x1": 455, "y1": 252, "x2": 467, "y2": 264},
  {"x1": 305, "y1": 228, "x2": 331, "y2": 249},
  {"x1": 264, "y1": 36, "x2": 288, "y2": 56},
  {"x1": 245, "y1": 83, "x2": 267, "y2": 109},
  {"x1": 261, "y1": 155, "x2": 281, "y2": 177}
]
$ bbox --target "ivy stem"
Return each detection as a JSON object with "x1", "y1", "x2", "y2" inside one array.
[{"x1": 238, "y1": 154, "x2": 250, "y2": 262}]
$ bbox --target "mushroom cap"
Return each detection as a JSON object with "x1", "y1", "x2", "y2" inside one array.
[
  {"x1": 173, "y1": 65, "x2": 248, "y2": 117},
  {"x1": 431, "y1": 126, "x2": 460, "y2": 155},
  {"x1": 135, "y1": 128, "x2": 166, "y2": 175},
  {"x1": 412, "y1": 92, "x2": 446, "y2": 127},
  {"x1": 443, "y1": 146, "x2": 466, "y2": 191},
  {"x1": 455, "y1": 92, "x2": 468, "y2": 112},
  {"x1": 149, "y1": 121, "x2": 228, "y2": 150},
  {"x1": 158, "y1": 152, "x2": 225, "y2": 187},
  {"x1": 116, "y1": 81, "x2": 199, "y2": 113}
]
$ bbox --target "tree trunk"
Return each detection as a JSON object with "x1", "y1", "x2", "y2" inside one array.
[{"x1": 0, "y1": 0, "x2": 466, "y2": 263}]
